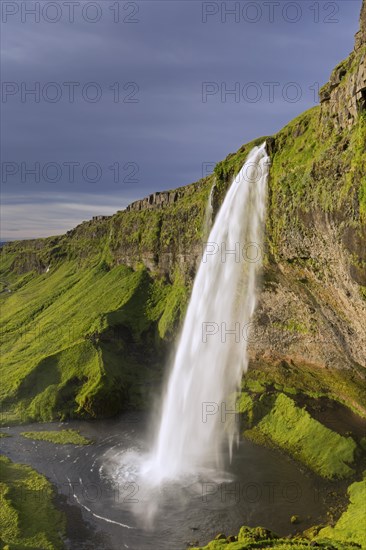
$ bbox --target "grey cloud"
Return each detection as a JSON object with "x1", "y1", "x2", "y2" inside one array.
[{"x1": 1, "y1": 0, "x2": 362, "y2": 239}]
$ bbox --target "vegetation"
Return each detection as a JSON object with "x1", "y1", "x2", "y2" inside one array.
[
  {"x1": 20, "y1": 429, "x2": 91, "y2": 445},
  {"x1": 213, "y1": 136, "x2": 269, "y2": 207},
  {"x1": 0, "y1": 0, "x2": 364, "y2": 495},
  {"x1": 0, "y1": 8, "x2": 364, "y2": 550},
  {"x1": 317, "y1": 473, "x2": 366, "y2": 548},
  {"x1": 0, "y1": 261, "x2": 187, "y2": 423},
  {"x1": 240, "y1": 361, "x2": 366, "y2": 418},
  {"x1": 245, "y1": 394, "x2": 357, "y2": 479},
  {"x1": 1, "y1": 103, "x2": 364, "y2": 423},
  {"x1": 190, "y1": 474, "x2": 366, "y2": 548},
  {"x1": 2, "y1": 108, "x2": 364, "y2": 423},
  {"x1": 189, "y1": 524, "x2": 362, "y2": 549},
  {"x1": 0, "y1": 456, "x2": 65, "y2": 549},
  {"x1": 212, "y1": 105, "x2": 366, "y2": 262}
]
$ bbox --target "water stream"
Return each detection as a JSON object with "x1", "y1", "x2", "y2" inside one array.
[
  {"x1": 144, "y1": 143, "x2": 270, "y2": 482},
  {"x1": 1, "y1": 145, "x2": 339, "y2": 549}
]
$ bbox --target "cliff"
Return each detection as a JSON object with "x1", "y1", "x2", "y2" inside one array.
[
  {"x1": 320, "y1": 12, "x2": 366, "y2": 131},
  {"x1": 0, "y1": 2, "x2": 365, "y2": 422}
]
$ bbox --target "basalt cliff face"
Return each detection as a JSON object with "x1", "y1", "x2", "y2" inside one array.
[
  {"x1": 1, "y1": 2, "x2": 365, "y2": 421},
  {"x1": 255, "y1": 10, "x2": 366, "y2": 382},
  {"x1": 320, "y1": 1, "x2": 366, "y2": 131}
]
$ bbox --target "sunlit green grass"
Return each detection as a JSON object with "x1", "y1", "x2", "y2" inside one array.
[
  {"x1": 20, "y1": 429, "x2": 91, "y2": 445},
  {"x1": 0, "y1": 456, "x2": 65, "y2": 549},
  {"x1": 245, "y1": 394, "x2": 357, "y2": 479},
  {"x1": 317, "y1": 473, "x2": 366, "y2": 548},
  {"x1": 190, "y1": 524, "x2": 360, "y2": 549},
  {"x1": 0, "y1": 259, "x2": 187, "y2": 422},
  {"x1": 241, "y1": 361, "x2": 366, "y2": 417}
]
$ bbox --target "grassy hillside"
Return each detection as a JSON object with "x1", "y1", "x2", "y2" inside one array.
[
  {"x1": 0, "y1": 260, "x2": 188, "y2": 422},
  {"x1": 216, "y1": 105, "x2": 366, "y2": 262},
  {"x1": 2, "y1": 109, "x2": 365, "y2": 423},
  {"x1": 0, "y1": 4, "x2": 365, "y2": 550},
  {"x1": 0, "y1": 456, "x2": 65, "y2": 549},
  {"x1": 0, "y1": 23, "x2": 365, "y2": 424},
  {"x1": 317, "y1": 473, "x2": 366, "y2": 547},
  {"x1": 245, "y1": 393, "x2": 357, "y2": 479}
]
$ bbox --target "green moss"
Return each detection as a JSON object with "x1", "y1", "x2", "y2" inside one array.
[
  {"x1": 189, "y1": 524, "x2": 360, "y2": 549},
  {"x1": 109, "y1": 176, "x2": 212, "y2": 263},
  {"x1": 158, "y1": 271, "x2": 189, "y2": 339},
  {"x1": 242, "y1": 379, "x2": 266, "y2": 393},
  {"x1": 20, "y1": 429, "x2": 91, "y2": 445},
  {"x1": 0, "y1": 261, "x2": 180, "y2": 422},
  {"x1": 0, "y1": 456, "x2": 65, "y2": 549},
  {"x1": 268, "y1": 105, "x2": 365, "y2": 257},
  {"x1": 212, "y1": 137, "x2": 269, "y2": 213},
  {"x1": 245, "y1": 394, "x2": 357, "y2": 479},
  {"x1": 236, "y1": 392, "x2": 254, "y2": 414},
  {"x1": 235, "y1": 392, "x2": 255, "y2": 426},
  {"x1": 273, "y1": 319, "x2": 309, "y2": 334},
  {"x1": 317, "y1": 473, "x2": 366, "y2": 548},
  {"x1": 242, "y1": 361, "x2": 366, "y2": 418},
  {"x1": 354, "y1": 113, "x2": 366, "y2": 221},
  {"x1": 0, "y1": 431, "x2": 11, "y2": 438}
]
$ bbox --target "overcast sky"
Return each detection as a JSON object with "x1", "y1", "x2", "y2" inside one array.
[{"x1": 1, "y1": 0, "x2": 362, "y2": 240}]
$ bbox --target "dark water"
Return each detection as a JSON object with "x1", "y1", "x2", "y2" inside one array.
[{"x1": 0, "y1": 414, "x2": 337, "y2": 550}]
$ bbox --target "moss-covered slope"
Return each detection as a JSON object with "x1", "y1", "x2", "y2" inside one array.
[
  {"x1": 1, "y1": 3, "x2": 365, "y2": 422},
  {"x1": 0, "y1": 259, "x2": 189, "y2": 422},
  {"x1": 0, "y1": 456, "x2": 65, "y2": 549}
]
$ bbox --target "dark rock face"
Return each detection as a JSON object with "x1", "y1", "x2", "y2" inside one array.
[
  {"x1": 250, "y1": 228, "x2": 366, "y2": 373},
  {"x1": 319, "y1": 55, "x2": 365, "y2": 131},
  {"x1": 355, "y1": 0, "x2": 366, "y2": 51},
  {"x1": 126, "y1": 191, "x2": 182, "y2": 211},
  {"x1": 320, "y1": 0, "x2": 366, "y2": 130}
]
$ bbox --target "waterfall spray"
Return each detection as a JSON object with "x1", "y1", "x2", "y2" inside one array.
[{"x1": 144, "y1": 143, "x2": 270, "y2": 483}]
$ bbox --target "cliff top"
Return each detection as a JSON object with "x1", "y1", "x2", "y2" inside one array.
[{"x1": 355, "y1": 0, "x2": 366, "y2": 49}]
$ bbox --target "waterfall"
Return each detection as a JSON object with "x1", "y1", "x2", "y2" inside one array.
[{"x1": 145, "y1": 143, "x2": 270, "y2": 483}]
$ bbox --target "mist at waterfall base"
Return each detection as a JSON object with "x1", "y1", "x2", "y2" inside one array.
[{"x1": 104, "y1": 143, "x2": 270, "y2": 523}]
